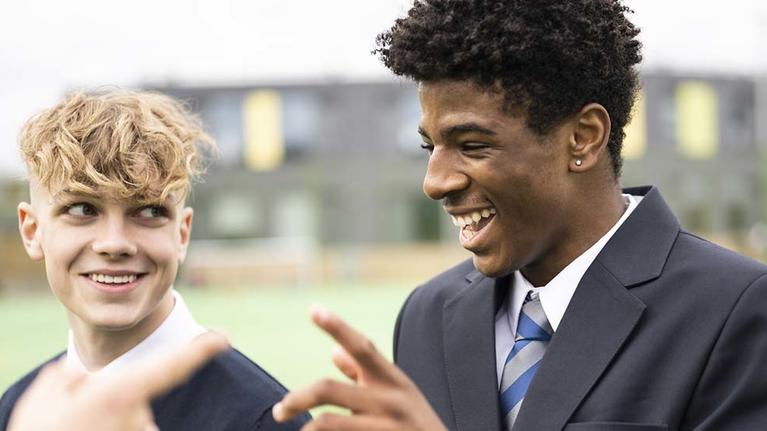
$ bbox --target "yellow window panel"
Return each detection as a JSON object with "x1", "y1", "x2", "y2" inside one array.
[
  {"x1": 623, "y1": 91, "x2": 646, "y2": 160},
  {"x1": 676, "y1": 81, "x2": 719, "y2": 159},
  {"x1": 243, "y1": 90, "x2": 284, "y2": 171}
]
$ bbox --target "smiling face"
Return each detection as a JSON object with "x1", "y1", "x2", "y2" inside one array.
[
  {"x1": 18, "y1": 180, "x2": 193, "y2": 335},
  {"x1": 418, "y1": 81, "x2": 581, "y2": 281}
]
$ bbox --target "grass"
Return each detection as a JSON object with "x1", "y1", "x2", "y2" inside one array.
[{"x1": 0, "y1": 283, "x2": 415, "y2": 394}]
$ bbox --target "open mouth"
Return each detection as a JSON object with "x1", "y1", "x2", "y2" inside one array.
[{"x1": 451, "y1": 207, "x2": 496, "y2": 241}]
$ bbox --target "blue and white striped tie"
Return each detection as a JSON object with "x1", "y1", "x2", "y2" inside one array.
[{"x1": 500, "y1": 290, "x2": 552, "y2": 429}]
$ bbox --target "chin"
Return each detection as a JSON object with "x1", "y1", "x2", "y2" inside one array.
[
  {"x1": 85, "y1": 309, "x2": 143, "y2": 331},
  {"x1": 92, "y1": 319, "x2": 141, "y2": 332},
  {"x1": 472, "y1": 255, "x2": 513, "y2": 279}
]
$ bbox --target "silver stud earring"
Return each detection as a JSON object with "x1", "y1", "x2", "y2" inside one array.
[{"x1": 575, "y1": 159, "x2": 583, "y2": 166}]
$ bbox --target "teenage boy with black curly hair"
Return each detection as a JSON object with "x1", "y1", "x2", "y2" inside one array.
[{"x1": 275, "y1": 1, "x2": 767, "y2": 430}]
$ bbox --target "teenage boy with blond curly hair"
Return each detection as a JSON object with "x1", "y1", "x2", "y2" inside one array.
[{"x1": 0, "y1": 90, "x2": 307, "y2": 431}]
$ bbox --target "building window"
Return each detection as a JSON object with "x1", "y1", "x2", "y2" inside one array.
[
  {"x1": 200, "y1": 92, "x2": 244, "y2": 165},
  {"x1": 282, "y1": 91, "x2": 320, "y2": 158},
  {"x1": 720, "y1": 81, "x2": 755, "y2": 152},
  {"x1": 208, "y1": 193, "x2": 263, "y2": 238}
]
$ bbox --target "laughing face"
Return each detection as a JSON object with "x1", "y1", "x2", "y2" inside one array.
[
  {"x1": 418, "y1": 81, "x2": 579, "y2": 282},
  {"x1": 18, "y1": 179, "x2": 192, "y2": 336}
]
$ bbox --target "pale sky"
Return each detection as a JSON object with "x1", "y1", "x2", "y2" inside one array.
[{"x1": 2, "y1": 0, "x2": 766, "y2": 176}]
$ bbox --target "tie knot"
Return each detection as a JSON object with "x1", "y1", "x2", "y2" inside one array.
[{"x1": 516, "y1": 294, "x2": 553, "y2": 342}]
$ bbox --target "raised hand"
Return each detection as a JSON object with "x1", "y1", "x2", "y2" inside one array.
[
  {"x1": 8, "y1": 332, "x2": 229, "y2": 431},
  {"x1": 272, "y1": 306, "x2": 447, "y2": 431}
]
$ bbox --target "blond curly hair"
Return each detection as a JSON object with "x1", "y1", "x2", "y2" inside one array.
[{"x1": 20, "y1": 89, "x2": 216, "y2": 203}]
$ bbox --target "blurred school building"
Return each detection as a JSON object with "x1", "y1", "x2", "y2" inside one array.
[{"x1": 1, "y1": 72, "x2": 767, "y2": 290}]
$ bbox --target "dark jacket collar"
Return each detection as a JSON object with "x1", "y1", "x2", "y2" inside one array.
[{"x1": 597, "y1": 185, "x2": 680, "y2": 287}]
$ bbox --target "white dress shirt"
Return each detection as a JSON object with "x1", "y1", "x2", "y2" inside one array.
[
  {"x1": 66, "y1": 290, "x2": 207, "y2": 374},
  {"x1": 494, "y1": 194, "x2": 642, "y2": 385}
]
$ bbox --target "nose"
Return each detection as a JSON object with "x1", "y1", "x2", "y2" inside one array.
[
  {"x1": 422, "y1": 148, "x2": 470, "y2": 200},
  {"x1": 91, "y1": 218, "x2": 138, "y2": 258}
]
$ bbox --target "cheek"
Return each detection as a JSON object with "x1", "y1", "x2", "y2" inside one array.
[
  {"x1": 41, "y1": 232, "x2": 86, "y2": 301},
  {"x1": 494, "y1": 173, "x2": 565, "y2": 243},
  {"x1": 140, "y1": 228, "x2": 184, "y2": 268},
  {"x1": 40, "y1": 227, "x2": 86, "y2": 273}
]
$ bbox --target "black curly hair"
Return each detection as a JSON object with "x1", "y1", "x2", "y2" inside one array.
[{"x1": 374, "y1": 0, "x2": 642, "y2": 177}]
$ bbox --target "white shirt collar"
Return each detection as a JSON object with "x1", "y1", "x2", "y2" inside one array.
[
  {"x1": 495, "y1": 194, "x2": 642, "y2": 385},
  {"x1": 507, "y1": 193, "x2": 642, "y2": 334},
  {"x1": 65, "y1": 290, "x2": 207, "y2": 374}
]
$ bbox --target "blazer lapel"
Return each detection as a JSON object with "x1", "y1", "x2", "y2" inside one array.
[
  {"x1": 512, "y1": 263, "x2": 646, "y2": 430},
  {"x1": 514, "y1": 186, "x2": 679, "y2": 430},
  {"x1": 443, "y1": 271, "x2": 504, "y2": 431}
]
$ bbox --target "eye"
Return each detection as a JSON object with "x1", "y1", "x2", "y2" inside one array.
[
  {"x1": 65, "y1": 203, "x2": 97, "y2": 217},
  {"x1": 461, "y1": 142, "x2": 489, "y2": 152},
  {"x1": 420, "y1": 142, "x2": 434, "y2": 154},
  {"x1": 137, "y1": 205, "x2": 169, "y2": 219}
]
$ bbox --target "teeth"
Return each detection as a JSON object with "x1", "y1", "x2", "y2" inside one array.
[
  {"x1": 89, "y1": 274, "x2": 137, "y2": 284},
  {"x1": 453, "y1": 208, "x2": 497, "y2": 228}
]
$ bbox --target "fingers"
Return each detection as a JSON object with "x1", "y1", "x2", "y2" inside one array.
[
  {"x1": 273, "y1": 379, "x2": 370, "y2": 422},
  {"x1": 301, "y1": 412, "x2": 398, "y2": 431},
  {"x1": 116, "y1": 331, "x2": 230, "y2": 399},
  {"x1": 310, "y1": 305, "x2": 396, "y2": 383},
  {"x1": 25, "y1": 360, "x2": 85, "y2": 396},
  {"x1": 331, "y1": 346, "x2": 360, "y2": 382},
  {"x1": 144, "y1": 408, "x2": 159, "y2": 431}
]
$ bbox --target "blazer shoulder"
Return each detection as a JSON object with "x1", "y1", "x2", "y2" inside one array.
[
  {"x1": 674, "y1": 231, "x2": 767, "y2": 279},
  {"x1": 0, "y1": 353, "x2": 64, "y2": 431},
  {"x1": 405, "y1": 258, "x2": 478, "y2": 313},
  {"x1": 152, "y1": 347, "x2": 309, "y2": 430},
  {"x1": 212, "y1": 348, "x2": 292, "y2": 397}
]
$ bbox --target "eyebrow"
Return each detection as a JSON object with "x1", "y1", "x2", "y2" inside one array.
[
  {"x1": 418, "y1": 122, "x2": 497, "y2": 141},
  {"x1": 51, "y1": 191, "x2": 99, "y2": 203}
]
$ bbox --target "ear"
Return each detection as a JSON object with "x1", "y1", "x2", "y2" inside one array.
[
  {"x1": 18, "y1": 202, "x2": 44, "y2": 261},
  {"x1": 177, "y1": 207, "x2": 193, "y2": 264},
  {"x1": 568, "y1": 103, "x2": 611, "y2": 172}
]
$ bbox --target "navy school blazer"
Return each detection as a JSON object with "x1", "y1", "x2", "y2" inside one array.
[
  {"x1": 0, "y1": 348, "x2": 309, "y2": 430},
  {"x1": 394, "y1": 186, "x2": 767, "y2": 430}
]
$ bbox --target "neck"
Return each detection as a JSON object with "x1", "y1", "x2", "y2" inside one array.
[
  {"x1": 521, "y1": 184, "x2": 627, "y2": 286},
  {"x1": 68, "y1": 291, "x2": 175, "y2": 372}
]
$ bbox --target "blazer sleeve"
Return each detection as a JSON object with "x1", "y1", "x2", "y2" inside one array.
[
  {"x1": 254, "y1": 408, "x2": 310, "y2": 430},
  {"x1": 393, "y1": 287, "x2": 419, "y2": 363},
  {"x1": 682, "y1": 272, "x2": 767, "y2": 430}
]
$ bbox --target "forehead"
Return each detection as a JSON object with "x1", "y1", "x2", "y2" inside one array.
[{"x1": 417, "y1": 81, "x2": 523, "y2": 133}]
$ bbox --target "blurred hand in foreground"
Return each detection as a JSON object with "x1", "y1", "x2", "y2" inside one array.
[
  {"x1": 272, "y1": 306, "x2": 448, "y2": 431},
  {"x1": 8, "y1": 332, "x2": 229, "y2": 431}
]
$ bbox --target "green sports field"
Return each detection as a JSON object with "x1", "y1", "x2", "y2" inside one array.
[{"x1": 0, "y1": 283, "x2": 415, "y2": 394}]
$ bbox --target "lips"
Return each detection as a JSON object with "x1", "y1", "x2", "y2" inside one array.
[{"x1": 81, "y1": 271, "x2": 146, "y2": 294}]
